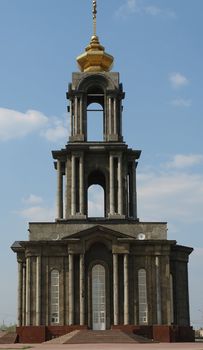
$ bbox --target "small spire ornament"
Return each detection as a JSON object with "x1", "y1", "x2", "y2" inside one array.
[{"x1": 92, "y1": 0, "x2": 97, "y2": 36}]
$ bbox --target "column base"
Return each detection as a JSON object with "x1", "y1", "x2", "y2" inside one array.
[
  {"x1": 108, "y1": 214, "x2": 126, "y2": 219},
  {"x1": 67, "y1": 214, "x2": 87, "y2": 220}
]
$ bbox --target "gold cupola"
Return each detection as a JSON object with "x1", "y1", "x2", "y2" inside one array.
[{"x1": 77, "y1": 1, "x2": 114, "y2": 73}]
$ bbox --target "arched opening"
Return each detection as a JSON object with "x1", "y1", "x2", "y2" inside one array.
[
  {"x1": 92, "y1": 264, "x2": 106, "y2": 330},
  {"x1": 86, "y1": 85, "x2": 104, "y2": 142},
  {"x1": 87, "y1": 102, "x2": 104, "y2": 141},
  {"x1": 88, "y1": 185, "x2": 105, "y2": 217},
  {"x1": 88, "y1": 170, "x2": 106, "y2": 218}
]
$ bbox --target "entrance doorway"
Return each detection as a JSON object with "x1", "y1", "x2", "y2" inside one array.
[{"x1": 92, "y1": 264, "x2": 106, "y2": 330}]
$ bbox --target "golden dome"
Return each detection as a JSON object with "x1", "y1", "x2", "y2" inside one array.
[{"x1": 76, "y1": 1, "x2": 114, "y2": 73}]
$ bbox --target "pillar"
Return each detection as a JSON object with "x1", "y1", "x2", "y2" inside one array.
[
  {"x1": 74, "y1": 97, "x2": 78, "y2": 135},
  {"x1": 80, "y1": 97, "x2": 83, "y2": 135},
  {"x1": 113, "y1": 254, "x2": 119, "y2": 325},
  {"x1": 80, "y1": 254, "x2": 85, "y2": 325},
  {"x1": 109, "y1": 154, "x2": 114, "y2": 214},
  {"x1": 36, "y1": 256, "x2": 41, "y2": 326},
  {"x1": 22, "y1": 263, "x2": 26, "y2": 326},
  {"x1": 71, "y1": 156, "x2": 76, "y2": 216},
  {"x1": 70, "y1": 99, "x2": 73, "y2": 137},
  {"x1": 68, "y1": 254, "x2": 74, "y2": 325},
  {"x1": 132, "y1": 161, "x2": 137, "y2": 219},
  {"x1": 79, "y1": 155, "x2": 84, "y2": 215},
  {"x1": 118, "y1": 155, "x2": 123, "y2": 215},
  {"x1": 17, "y1": 261, "x2": 23, "y2": 327},
  {"x1": 57, "y1": 160, "x2": 63, "y2": 219},
  {"x1": 25, "y1": 257, "x2": 31, "y2": 326},
  {"x1": 65, "y1": 159, "x2": 69, "y2": 219},
  {"x1": 113, "y1": 99, "x2": 117, "y2": 134},
  {"x1": 155, "y1": 256, "x2": 162, "y2": 324},
  {"x1": 109, "y1": 97, "x2": 112, "y2": 134},
  {"x1": 124, "y1": 254, "x2": 129, "y2": 325}
]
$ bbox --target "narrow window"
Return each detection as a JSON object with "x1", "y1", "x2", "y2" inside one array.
[
  {"x1": 88, "y1": 185, "x2": 105, "y2": 217},
  {"x1": 138, "y1": 269, "x2": 148, "y2": 324},
  {"x1": 50, "y1": 269, "x2": 59, "y2": 324}
]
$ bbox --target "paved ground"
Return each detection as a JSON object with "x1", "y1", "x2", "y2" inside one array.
[{"x1": 0, "y1": 343, "x2": 203, "y2": 350}]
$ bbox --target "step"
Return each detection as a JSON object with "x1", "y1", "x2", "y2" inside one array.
[
  {"x1": 65, "y1": 330, "x2": 153, "y2": 344},
  {"x1": 0, "y1": 332, "x2": 17, "y2": 344}
]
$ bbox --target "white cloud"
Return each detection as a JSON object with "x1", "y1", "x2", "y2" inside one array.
[
  {"x1": 115, "y1": 0, "x2": 140, "y2": 18},
  {"x1": 23, "y1": 194, "x2": 43, "y2": 205},
  {"x1": 171, "y1": 98, "x2": 192, "y2": 107},
  {"x1": 19, "y1": 205, "x2": 55, "y2": 222},
  {"x1": 0, "y1": 108, "x2": 48, "y2": 141},
  {"x1": 18, "y1": 194, "x2": 55, "y2": 221},
  {"x1": 144, "y1": 5, "x2": 161, "y2": 16},
  {"x1": 0, "y1": 107, "x2": 68, "y2": 143},
  {"x1": 41, "y1": 116, "x2": 68, "y2": 142},
  {"x1": 137, "y1": 158, "x2": 203, "y2": 224},
  {"x1": 169, "y1": 73, "x2": 189, "y2": 89},
  {"x1": 115, "y1": 1, "x2": 176, "y2": 19},
  {"x1": 166, "y1": 154, "x2": 203, "y2": 169}
]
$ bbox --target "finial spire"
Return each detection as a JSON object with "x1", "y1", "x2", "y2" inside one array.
[
  {"x1": 92, "y1": 0, "x2": 97, "y2": 36},
  {"x1": 76, "y1": 0, "x2": 114, "y2": 72}
]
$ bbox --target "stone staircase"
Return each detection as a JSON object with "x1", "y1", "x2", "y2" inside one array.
[
  {"x1": 45, "y1": 329, "x2": 153, "y2": 344},
  {"x1": 0, "y1": 331, "x2": 17, "y2": 344}
]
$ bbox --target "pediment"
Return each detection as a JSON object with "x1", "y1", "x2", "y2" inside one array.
[{"x1": 62, "y1": 225, "x2": 132, "y2": 241}]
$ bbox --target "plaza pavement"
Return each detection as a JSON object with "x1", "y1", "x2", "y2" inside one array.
[{"x1": 0, "y1": 343, "x2": 203, "y2": 350}]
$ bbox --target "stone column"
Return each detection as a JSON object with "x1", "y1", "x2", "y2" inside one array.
[
  {"x1": 79, "y1": 155, "x2": 84, "y2": 215},
  {"x1": 109, "y1": 97, "x2": 112, "y2": 135},
  {"x1": 65, "y1": 159, "x2": 69, "y2": 219},
  {"x1": 80, "y1": 254, "x2": 85, "y2": 325},
  {"x1": 36, "y1": 256, "x2": 41, "y2": 326},
  {"x1": 68, "y1": 254, "x2": 74, "y2": 325},
  {"x1": 113, "y1": 99, "x2": 117, "y2": 134},
  {"x1": 57, "y1": 160, "x2": 63, "y2": 219},
  {"x1": 25, "y1": 257, "x2": 31, "y2": 326},
  {"x1": 155, "y1": 256, "x2": 162, "y2": 324},
  {"x1": 17, "y1": 261, "x2": 23, "y2": 327},
  {"x1": 132, "y1": 161, "x2": 137, "y2": 219},
  {"x1": 70, "y1": 100, "x2": 73, "y2": 137},
  {"x1": 74, "y1": 97, "x2": 78, "y2": 135},
  {"x1": 71, "y1": 156, "x2": 76, "y2": 216},
  {"x1": 113, "y1": 254, "x2": 119, "y2": 325},
  {"x1": 22, "y1": 263, "x2": 26, "y2": 325},
  {"x1": 124, "y1": 254, "x2": 129, "y2": 325},
  {"x1": 109, "y1": 154, "x2": 115, "y2": 214},
  {"x1": 118, "y1": 155, "x2": 123, "y2": 215},
  {"x1": 80, "y1": 97, "x2": 83, "y2": 135}
]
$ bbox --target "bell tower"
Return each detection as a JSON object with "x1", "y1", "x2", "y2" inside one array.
[
  {"x1": 12, "y1": 1, "x2": 194, "y2": 342},
  {"x1": 52, "y1": 1, "x2": 141, "y2": 221}
]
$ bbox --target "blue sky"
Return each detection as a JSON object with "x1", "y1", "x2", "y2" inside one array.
[{"x1": 0, "y1": 0, "x2": 203, "y2": 328}]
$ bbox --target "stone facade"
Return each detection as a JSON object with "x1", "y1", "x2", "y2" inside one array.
[{"x1": 12, "y1": 35, "x2": 194, "y2": 343}]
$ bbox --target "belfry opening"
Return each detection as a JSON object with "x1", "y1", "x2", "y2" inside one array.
[{"x1": 12, "y1": 0, "x2": 194, "y2": 344}]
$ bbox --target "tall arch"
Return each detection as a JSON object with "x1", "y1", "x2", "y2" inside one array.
[{"x1": 87, "y1": 170, "x2": 106, "y2": 217}]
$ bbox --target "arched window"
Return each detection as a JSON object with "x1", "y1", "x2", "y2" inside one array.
[
  {"x1": 87, "y1": 102, "x2": 104, "y2": 141},
  {"x1": 170, "y1": 274, "x2": 174, "y2": 324},
  {"x1": 50, "y1": 269, "x2": 59, "y2": 324},
  {"x1": 138, "y1": 269, "x2": 148, "y2": 324},
  {"x1": 88, "y1": 185, "x2": 105, "y2": 217}
]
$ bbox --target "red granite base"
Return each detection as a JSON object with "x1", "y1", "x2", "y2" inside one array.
[
  {"x1": 16, "y1": 324, "x2": 195, "y2": 343},
  {"x1": 16, "y1": 325, "x2": 88, "y2": 343},
  {"x1": 112, "y1": 324, "x2": 195, "y2": 343}
]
